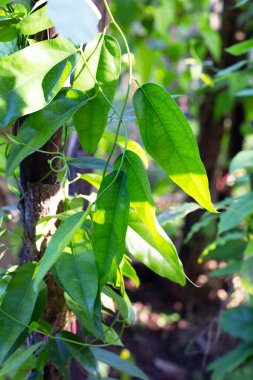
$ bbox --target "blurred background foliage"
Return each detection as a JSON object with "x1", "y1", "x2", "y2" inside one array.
[{"x1": 0, "y1": 0, "x2": 253, "y2": 379}]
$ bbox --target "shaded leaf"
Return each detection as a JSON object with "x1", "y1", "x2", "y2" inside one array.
[
  {"x1": 230, "y1": 150, "x2": 253, "y2": 173},
  {"x1": 73, "y1": 34, "x2": 121, "y2": 153},
  {"x1": 221, "y1": 306, "x2": 253, "y2": 340},
  {"x1": 6, "y1": 89, "x2": 88, "y2": 176},
  {"x1": 68, "y1": 156, "x2": 112, "y2": 171}
]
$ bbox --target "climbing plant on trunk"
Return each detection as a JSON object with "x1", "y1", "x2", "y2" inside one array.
[{"x1": 0, "y1": 0, "x2": 216, "y2": 378}]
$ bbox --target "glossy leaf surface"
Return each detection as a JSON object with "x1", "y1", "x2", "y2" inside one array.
[
  {"x1": 133, "y1": 83, "x2": 216, "y2": 212},
  {"x1": 92, "y1": 171, "x2": 129, "y2": 286},
  {"x1": 0, "y1": 37, "x2": 77, "y2": 128}
]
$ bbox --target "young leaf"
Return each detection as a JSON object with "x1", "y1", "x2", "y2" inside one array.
[
  {"x1": 55, "y1": 230, "x2": 98, "y2": 318},
  {"x1": 19, "y1": 5, "x2": 53, "y2": 35},
  {"x1": 126, "y1": 210, "x2": 185, "y2": 285},
  {"x1": 73, "y1": 34, "x2": 121, "y2": 153},
  {"x1": 47, "y1": 0, "x2": 101, "y2": 45},
  {"x1": 6, "y1": 89, "x2": 88, "y2": 176},
  {"x1": 92, "y1": 171, "x2": 130, "y2": 286},
  {"x1": 115, "y1": 151, "x2": 185, "y2": 285},
  {"x1": 0, "y1": 263, "x2": 39, "y2": 364},
  {"x1": 133, "y1": 83, "x2": 216, "y2": 213},
  {"x1": 0, "y1": 37, "x2": 77, "y2": 128},
  {"x1": 33, "y1": 211, "x2": 88, "y2": 290},
  {"x1": 90, "y1": 347, "x2": 148, "y2": 380}
]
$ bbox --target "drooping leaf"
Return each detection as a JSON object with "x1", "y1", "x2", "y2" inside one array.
[
  {"x1": 92, "y1": 171, "x2": 129, "y2": 286},
  {"x1": 33, "y1": 211, "x2": 88, "y2": 290},
  {"x1": 208, "y1": 342, "x2": 253, "y2": 380},
  {"x1": 121, "y1": 257, "x2": 140, "y2": 287},
  {"x1": 115, "y1": 151, "x2": 185, "y2": 285},
  {"x1": 103, "y1": 286, "x2": 135, "y2": 324},
  {"x1": 55, "y1": 230, "x2": 98, "y2": 317},
  {"x1": 133, "y1": 83, "x2": 216, "y2": 213},
  {"x1": 73, "y1": 34, "x2": 121, "y2": 153},
  {"x1": 0, "y1": 342, "x2": 42, "y2": 376},
  {"x1": 47, "y1": 0, "x2": 101, "y2": 45},
  {"x1": 19, "y1": 5, "x2": 53, "y2": 35},
  {"x1": 225, "y1": 39, "x2": 253, "y2": 56},
  {"x1": 0, "y1": 37, "x2": 78, "y2": 128},
  {"x1": 0, "y1": 263, "x2": 39, "y2": 364},
  {"x1": 219, "y1": 193, "x2": 253, "y2": 233},
  {"x1": 220, "y1": 306, "x2": 253, "y2": 340},
  {"x1": 126, "y1": 210, "x2": 185, "y2": 285},
  {"x1": 58, "y1": 332, "x2": 98, "y2": 375},
  {"x1": 91, "y1": 347, "x2": 148, "y2": 380},
  {"x1": 6, "y1": 89, "x2": 88, "y2": 176}
]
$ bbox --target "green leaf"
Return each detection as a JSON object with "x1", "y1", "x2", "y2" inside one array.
[
  {"x1": 0, "y1": 342, "x2": 42, "y2": 376},
  {"x1": 126, "y1": 210, "x2": 185, "y2": 285},
  {"x1": 115, "y1": 150, "x2": 185, "y2": 285},
  {"x1": 0, "y1": 37, "x2": 77, "y2": 128},
  {"x1": 209, "y1": 342, "x2": 253, "y2": 380},
  {"x1": 47, "y1": 0, "x2": 101, "y2": 45},
  {"x1": 226, "y1": 38, "x2": 253, "y2": 56},
  {"x1": 67, "y1": 156, "x2": 112, "y2": 171},
  {"x1": 58, "y1": 332, "x2": 98, "y2": 375},
  {"x1": 91, "y1": 347, "x2": 148, "y2": 380},
  {"x1": 55, "y1": 230, "x2": 98, "y2": 317},
  {"x1": 158, "y1": 203, "x2": 201, "y2": 226},
  {"x1": 215, "y1": 60, "x2": 247, "y2": 78},
  {"x1": 236, "y1": 88, "x2": 253, "y2": 97},
  {"x1": 33, "y1": 211, "x2": 88, "y2": 290},
  {"x1": 6, "y1": 89, "x2": 88, "y2": 176},
  {"x1": 103, "y1": 286, "x2": 135, "y2": 324},
  {"x1": 103, "y1": 131, "x2": 148, "y2": 169},
  {"x1": 230, "y1": 150, "x2": 253, "y2": 173},
  {"x1": 19, "y1": 5, "x2": 53, "y2": 35},
  {"x1": 0, "y1": 25, "x2": 18, "y2": 42},
  {"x1": 121, "y1": 257, "x2": 140, "y2": 287},
  {"x1": 209, "y1": 262, "x2": 241, "y2": 278},
  {"x1": 73, "y1": 34, "x2": 121, "y2": 153},
  {"x1": 0, "y1": 263, "x2": 39, "y2": 364},
  {"x1": 133, "y1": 83, "x2": 216, "y2": 213},
  {"x1": 201, "y1": 233, "x2": 246, "y2": 262},
  {"x1": 220, "y1": 306, "x2": 253, "y2": 340},
  {"x1": 219, "y1": 193, "x2": 253, "y2": 233},
  {"x1": 92, "y1": 171, "x2": 130, "y2": 286}
]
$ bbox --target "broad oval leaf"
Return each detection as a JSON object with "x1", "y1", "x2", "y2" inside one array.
[
  {"x1": 33, "y1": 211, "x2": 88, "y2": 290},
  {"x1": 133, "y1": 83, "x2": 216, "y2": 213},
  {"x1": 0, "y1": 263, "x2": 39, "y2": 364},
  {"x1": 55, "y1": 230, "x2": 98, "y2": 318},
  {"x1": 92, "y1": 171, "x2": 130, "y2": 286},
  {"x1": 6, "y1": 89, "x2": 88, "y2": 176},
  {"x1": 47, "y1": 0, "x2": 101, "y2": 45},
  {"x1": 220, "y1": 306, "x2": 253, "y2": 340},
  {"x1": 230, "y1": 150, "x2": 253, "y2": 173},
  {"x1": 73, "y1": 34, "x2": 121, "y2": 153},
  {"x1": 0, "y1": 37, "x2": 77, "y2": 128}
]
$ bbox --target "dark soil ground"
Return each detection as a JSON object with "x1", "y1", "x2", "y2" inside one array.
[{"x1": 118, "y1": 264, "x2": 238, "y2": 380}]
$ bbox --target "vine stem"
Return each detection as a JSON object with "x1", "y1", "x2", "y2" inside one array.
[{"x1": 101, "y1": 0, "x2": 133, "y2": 175}]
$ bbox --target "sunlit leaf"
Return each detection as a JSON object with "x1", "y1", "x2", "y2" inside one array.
[
  {"x1": 0, "y1": 37, "x2": 77, "y2": 128},
  {"x1": 226, "y1": 39, "x2": 253, "y2": 56},
  {"x1": 133, "y1": 83, "x2": 216, "y2": 212},
  {"x1": 19, "y1": 5, "x2": 53, "y2": 35}
]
